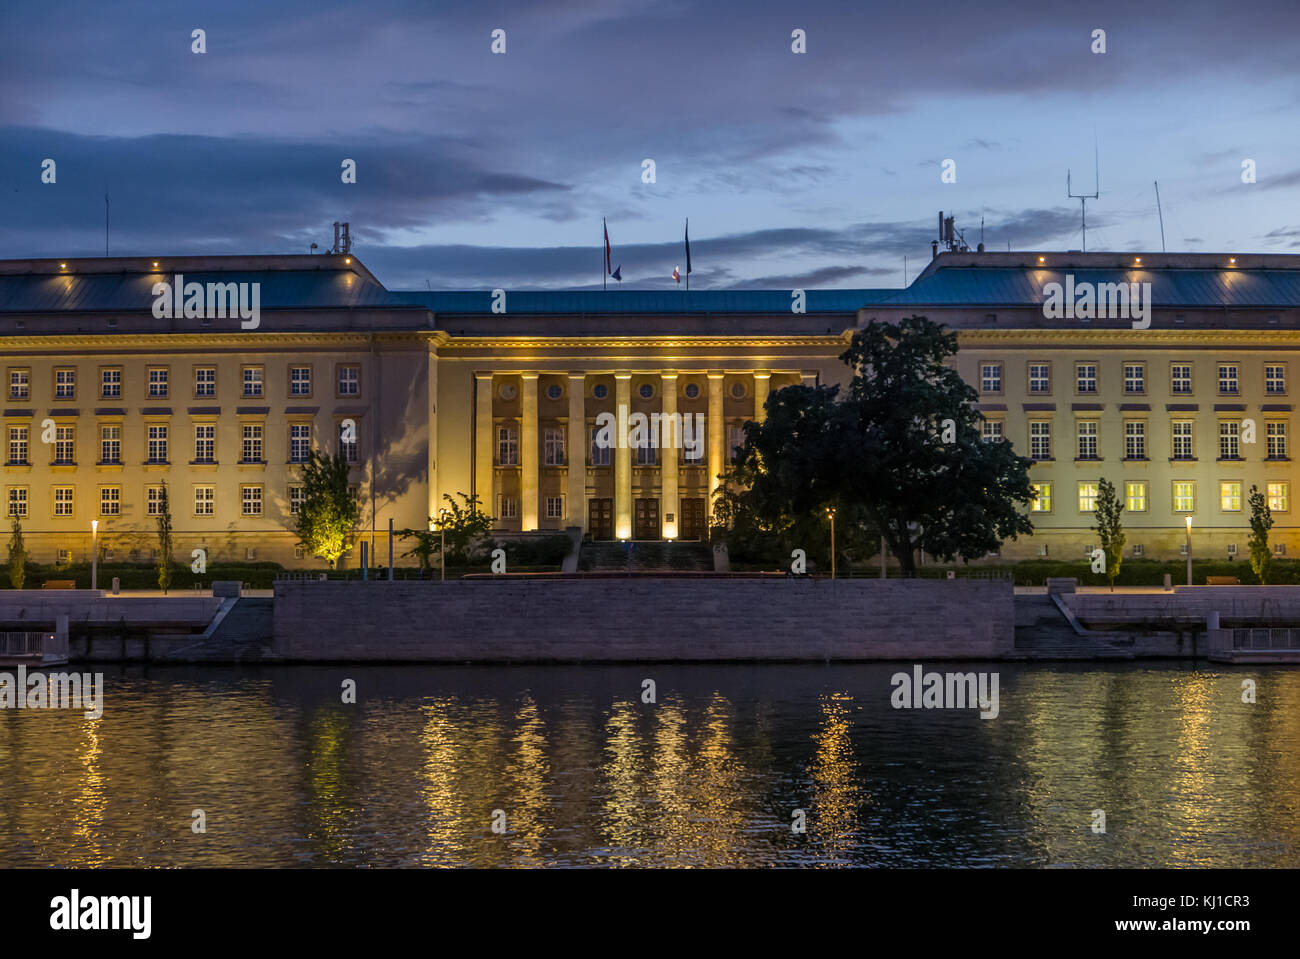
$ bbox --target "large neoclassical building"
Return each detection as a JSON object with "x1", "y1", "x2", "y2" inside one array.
[{"x1": 2, "y1": 249, "x2": 1298, "y2": 566}]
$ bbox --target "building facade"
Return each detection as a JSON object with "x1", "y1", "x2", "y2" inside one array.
[{"x1": 2, "y1": 250, "x2": 1298, "y2": 567}]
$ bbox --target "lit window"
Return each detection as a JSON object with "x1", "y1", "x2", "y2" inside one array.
[
  {"x1": 1268, "y1": 482, "x2": 1289, "y2": 512},
  {"x1": 194, "y1": 486, "x2": 215, "y2": 516},
  {"x1": 288, "y1": 485, "x2": 304, "y2": 515},
  {"x1": 194, "y1": 424, "x2": 215, "y2": 463},
  {"x1": 7, "y1": 426, "x2": 28, "y2": 465},
  {"x1": 241, "y1": 424, "x2": 264, "y2": 463},
  {"x1": 146, "y1": 425, "x2": 168, "y2": 463},
  {"x1": 1220, "y1": 481, "x2": 1242, "y2": 512},
  {"x1": 1125, "y1": 481, "x2": 1148, "y2": 512},
  {"x1": 53, "y1": 486, "x2": 74, "y2": 517},
  {"x1": 1077, "y1": 482, "x2": 1098, "y2": 512},
  {"x1": 1172, "y1": 481, "x2": 1196, "y2": 513},
  {"x1": 8, "y1": 368, "x2": 29, "y2": 401},
  {"x1": 100, "y1": 425, "x2": 121, "y2": 464},
  {"x1": 146, "y1": 485, "x2": 165, "y2": 516},
  {"x1": 499, "y1": 496, "x2": 518, "y2": 519},
  {"x1": 52, "y1": 425, "x2": 75, "y2": 464},
  {"x1": 545, "y1": 496, "x2": 564, "y2": 519},
  {"x1": 7, "y1": 487, "x2": 28, "y2": 517},
  {"x1": 1030, "y1": 482, "x2": 1051, "y2": 512}
]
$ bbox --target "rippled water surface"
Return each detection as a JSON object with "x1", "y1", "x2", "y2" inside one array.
[{"x1": 2, "y1": 663, "x2": 1299, "y2": 867}]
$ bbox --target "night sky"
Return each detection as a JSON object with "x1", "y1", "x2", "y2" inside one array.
[{"x1": 2, "y1": 0, "x2": 1298, "y2": 290}]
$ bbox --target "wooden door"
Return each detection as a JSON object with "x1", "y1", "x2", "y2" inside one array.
[
  {"x1": 588, "y1": 498, "x2": 613, "y2": 540},
  {"x1": 634, "y1": 498, "x2": 660, "y2": 540}
]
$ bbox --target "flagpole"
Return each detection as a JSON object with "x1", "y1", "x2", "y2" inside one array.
[
  {"x1": 602, "y1": 219, "x2": 606, "y2": 291},
  {"x1": 685, "y1": 218, "x2": 690, "y2": 291}
]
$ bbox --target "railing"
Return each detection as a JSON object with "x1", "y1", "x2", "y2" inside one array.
[
  {"x1": 0, "y1": 631, "x2": 57, "y2": 657},
  {"x1": 1228, "y1": 627, "x2": 1300, "y2": 651}
]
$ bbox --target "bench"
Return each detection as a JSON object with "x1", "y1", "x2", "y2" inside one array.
[
  {"x1": 41, "y1": 580, "x2": 78, "y2": 590},
  {"x1": 1206, "y1": 576, "x2": 1241, "y2": 586}
]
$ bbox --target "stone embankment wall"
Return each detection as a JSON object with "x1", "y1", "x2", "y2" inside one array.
[{"x1": 271, "y1": 578, "x2": 1015, "y2": 662}]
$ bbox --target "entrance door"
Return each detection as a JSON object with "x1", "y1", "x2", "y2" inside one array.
[
  {"x1": 588, "y1": 498, "x2": 613, "y2": 540},
  {"x1": 679, "y1": 498, "x2": 706, "y2": 540},
  {"x1": 634, "y1": 498, "x2": 660, "y2": 540}
]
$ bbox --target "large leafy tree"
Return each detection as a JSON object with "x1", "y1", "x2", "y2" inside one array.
[
  {"x1": 1248, "y1": 484, "x2": 1274, "y2": 585},
  {"x1": 715, "y1": 315, "x2": 1035, "y2": 575},
  {"x1": 398, "y1": 491, "x2": 494, "y2": 569},
  {"x1": 296, "y1": 449, "x2": 360, "y2": 569},
  {"x1": 1091, "y1": 478, "x2": 1125, "y2": 591}
]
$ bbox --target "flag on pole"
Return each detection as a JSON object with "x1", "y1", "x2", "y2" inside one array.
[
  {"x1": 603, "y1": 219, "x2": 612, "y2": 276},
  {"x1": 672, "y1": 265, "x2": 681, "y2": 284},
  {"x1": 685, "y1": 219, "x2": 692, "y2": 275},
  {"x1": 611, "y1": 265, "x2": 622, "y2": 282}
]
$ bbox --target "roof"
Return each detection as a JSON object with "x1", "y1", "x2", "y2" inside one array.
[
  {"x1": 0, "y1": 259, "x2": 414, "y2": 314},
  {"x1": 393, "y1": 288, "x2": 896, "y2": 316}
]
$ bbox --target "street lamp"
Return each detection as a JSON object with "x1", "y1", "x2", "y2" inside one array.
[
  {"x1": 438, "y1": 507, "x2": 450, "y2": 581},
  {"x1": 91, "y1": 519, "x2": 98, "y2": 591},
  {"x1": 1185, "y1": 515, "x2": 1193, "y2": 586},
  {"x1": 826, "y1": 507, "x2": 837, "y2": 580}
]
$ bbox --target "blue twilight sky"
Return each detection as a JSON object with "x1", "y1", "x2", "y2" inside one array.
[{"x1": 1, "y1": 0, "x2": 1298, "y2": 291}]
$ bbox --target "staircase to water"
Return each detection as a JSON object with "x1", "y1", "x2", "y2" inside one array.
[{"x1": 1013, "y1": 594, "x2": 1135, "y2": 659}]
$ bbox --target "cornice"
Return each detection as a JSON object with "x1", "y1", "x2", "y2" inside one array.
[
  {"x1": 0, "y1": 331, "x2": 430, "y2": 351},
  {"x1": 957, "y1": 328, "x2": 1300, "y2": 346},
  {"x1": 437, "y1": 334, "x2": 853, "y2": 350}
]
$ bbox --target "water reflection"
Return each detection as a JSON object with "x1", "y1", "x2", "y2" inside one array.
[{"x1": 1, "y1": 663, "x2": 1298, "y2": 868}]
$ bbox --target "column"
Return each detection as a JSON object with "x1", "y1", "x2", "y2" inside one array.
[
  {"x1": 707, "y1": 371, "x2": 726, "y2": 523},
  {"x1": 660, "y1": 371, "x2": 679, "y2": 539},
  {"x1": 752, "y1": 370, "x2": 771, "y2": 423},
  {"x1": 427, "y1": 349, "x2": 439, "y2": 520},
  {"x1": 614, "y1": 372, "x2": 632, "y2": 539},
  {"x1": 566, "y1": 372, "x2": 586, "y2": 529},
  {"x1": 520, "y1": 372, "x2": 539, "y2": 531},
  {"x1": 474, "y1": 372, "x2": 495, "y2": 519}
]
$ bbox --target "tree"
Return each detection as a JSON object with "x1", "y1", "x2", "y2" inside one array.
[
  {"x1": 297, "y1": 449, "x2": 360, "y2": 568},
  {"x1": 1248, "y1": 484, "x2": 1274, "y2": 584},
  {"x1": 1091, "y1": 478, "x2": 1125, "y2": 591},
  {"x1": 398, "y1": 492, "x2": 493, "y2": 569},
  {"x1": 716, "y1": 316, "x2": 1036, "y2": 575},
  {"x1": 155, "y1": 481, "x2": 174, "y2": 593},
  {"x1": 7, "y1": 514, "x2": 27, "y2": 589}
]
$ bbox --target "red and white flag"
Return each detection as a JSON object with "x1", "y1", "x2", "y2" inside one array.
[{"x1": 672, "y1": 265, "x2": 681, "y2": 284}]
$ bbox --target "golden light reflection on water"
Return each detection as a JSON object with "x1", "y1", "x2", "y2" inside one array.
[{"x1": 2, "y1": 665, "x2": 1299, "y2": 867}]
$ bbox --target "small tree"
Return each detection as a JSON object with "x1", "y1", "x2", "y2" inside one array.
[
  {"x1": 297, "y1": 449, "x2": 360, "y2": 568},
  {"x1": 1092, "y1": 478, "x2": 1125, "y2": 591},
  {"x1": 155, "y1": 481, "x2": 175, "y2": 593},
  {"x1": 399, "y1": 492, "x2": 494, "y2": 569},
  {"x1": 1248, "y1": 484, "x2": 1274, "y2": 585},
  {"x1": 7, "y1": 514, "x2": 27, "y2": 589}
]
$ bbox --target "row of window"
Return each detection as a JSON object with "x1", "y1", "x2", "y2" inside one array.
[
  {"x1": 979, "y1": 362, "x2": 1286, "y2": 397},
  {"x1": 508, "y1": 381, "x2": 747, "y2": 402},
  {"x1": 6, "y1": 423, "x2": 359, "y2": 467},
  {"x1": 6, "y1": 365, "x2": 361, "y2": 402},
  {"x1": 493, "y1": 424, "x2": 745, "y2": 466},
  {"x1": 983, "y1": 418, "x2": 1289, "y2": 462},
  {"x1": 6, "y1": 483, "x2": 311, "y2": 519},
  {"x1": 1029, "y1": 480, "x2": 1290, "y2": 515}
]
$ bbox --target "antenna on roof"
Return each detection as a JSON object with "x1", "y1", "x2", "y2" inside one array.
[
  {"x1": 1154, "y1": 180, "x2": 1166, "y2": 253},
  {"x1": 1067, "y1": 137, "x2": 1101, "y2": 251},
  {"x1": 331, "y1": 222, "x2": 352, "y2": 255}
]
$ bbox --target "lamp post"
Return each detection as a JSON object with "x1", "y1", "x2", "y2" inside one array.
[
  {"x1": 91, "y1": 519, "x2": 98, "y2": 591},
  {"x1": 438, "y1": 507, "x2": 449, "y2": 581},
  {"x1": 1185, "y1": 516, "x2": 1193, "y2": 586},
  {"x1": 826, "y1": 507, "x2": 837, "y2": 580}
]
